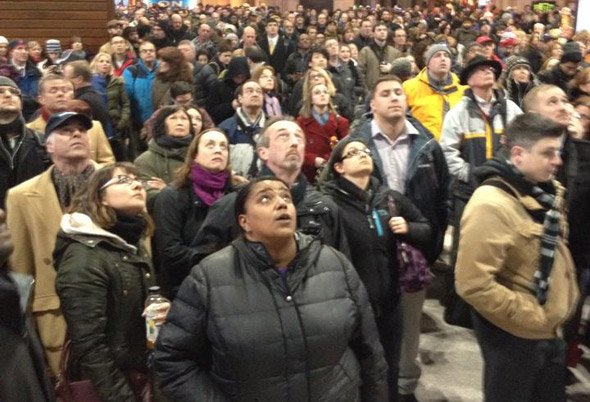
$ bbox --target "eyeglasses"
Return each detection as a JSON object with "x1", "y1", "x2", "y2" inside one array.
[
  {"x1": 100, "y1": 175, "x2": 145, "y2": 191},
  {"x1": 341, "y1": 147, "x2": 372, "y2": 160},
  {"x1": 0, "y1": 87, "x2": 21, "y2": 96}
]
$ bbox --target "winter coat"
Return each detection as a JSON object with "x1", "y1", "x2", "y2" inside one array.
[
  {"x1": 113, "y1": 52, "x2": 136, "y2": 77},
  {"x1": 153, "y1": 184, "x2": 234, "y2": 298},
  {"x1": 403, "y1": 69, "x2": 467, "y2": 141},
  {"x1": 323, "y1": 177, "x2": 431, "y2": 313},
  {"x1": 154, "y1": 234, "x2": 388, "y2": 401},
  {"x1": 327, "y1": 61, "x2": 365, "y2": 105},
  {"x1": 123, "y1": 59, "x2": 159, "y2": 126},
  {"x1": 152, "y1": 77, "x2": 174, "y2": 110},
  {"x1": 439, "y1": 89, "x2": 522, "y2": 200},
  {"x1": 206, "y1": 58, "x2": 250, "y2": 124},
  {"x1": 358, "y1": 43, "x2": 402, "y2": 93},
  {"x1": 54, "y1": 213, "x2": 156, "y2": 402},
  {"x1": 456, "y1": 158, "x2": 579, "y2": 339},
  {"x1": 0, "y1": 124, "x2": 49, "y2": 207},
  {"x1": 134, "y1": 139, "x2": 189, "y2": 209},
  {"x1": 0, "y1": 269, "x2": 55, "y2": 402},
  {"x1": 296, "y1": 112, "x2": 349, "y2": 183},
  {"x1": 538, "y1": 64, "x2": 572, "y2": 93},
  {"x1": 6, "y1": 162, "x2": 99, "y2": 376},
  {"x1": 350, "y1": 115, "x2": 450, "y2": 263},
  {"x1": 218, "y1": 113, "x2": 265, "y2": 179},
  {"x1": 27, "y1": 115, "x2": 115, "y2": 164},
  {"x1": 75, "y1": 86, "x2": 112, "y2": 140},
  {"x1": 192, "y1": 170, "x2": 350, "y2": 260},
  {"x1": 193, "y1": 61, "x2": 219, "y2": 108},
  {"x1": 90, "y1": 74, "x2": 131, "y2": 136}
]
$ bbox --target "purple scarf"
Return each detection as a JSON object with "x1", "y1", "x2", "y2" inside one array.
[{"x1": 191, "y1": 163, "x2": 229, "y2": 206}]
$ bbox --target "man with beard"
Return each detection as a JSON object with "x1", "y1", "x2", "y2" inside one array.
[{"x1": 192, "y1": 117, "x2": 348, "y2": 259}]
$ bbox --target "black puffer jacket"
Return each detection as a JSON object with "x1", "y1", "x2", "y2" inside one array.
[
  {"x1": 323, "y1": 177, "x2": 431, "y2": 313},
  {"x1": 153, "y1": 183, "x2": 235, "y2": 298},
  {"x1": 154, "y1": 234, "x2": 388, "y2": 401},
  {"x1": 54, "y1": 213, "x2": 156, "y2": 402}
]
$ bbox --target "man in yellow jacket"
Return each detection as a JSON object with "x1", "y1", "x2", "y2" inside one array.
[
  {"x1": 403, "y1": 43, "x2": 467, "y2": 141},
  {"x1": 456, "y1": 113, "x2": 579, "y2": 402}
]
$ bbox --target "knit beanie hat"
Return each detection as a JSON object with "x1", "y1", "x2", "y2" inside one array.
[
  {"x1": 505, "y1": 56, "x2": 530, "y2": 75},
  {"x1": 45, "y1": 39, "x2": 62, "y2": 54},
  {"x1": 0, "y1": 36, "x2": 8, "y2": 45},
  {"x1": 561, "y1": 41, "x2": 582, "y2": 63},
  {"x1": 0, "y1": 76, "x2": 19, "y2": 91},
  {"x1": 424, "y1": 43, "x2": 451, "y2": 66}
]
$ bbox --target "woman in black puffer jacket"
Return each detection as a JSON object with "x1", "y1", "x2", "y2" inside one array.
[
  {"x1": 154, "y1": 177, "x2": 388, "y2": 401},
  {"x1": 320, "y1": 137, "x2": 431, "y2": 402}
]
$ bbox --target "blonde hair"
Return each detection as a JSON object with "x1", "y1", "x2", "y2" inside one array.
[
  {"x1": 299, "y1": 68, "x2": 337, "y2": 117},
  {"x1": 89, "y1": 52, "x2": 114, "y2": 75}
]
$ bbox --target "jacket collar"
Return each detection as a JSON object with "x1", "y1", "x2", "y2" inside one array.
[{"x1": 60, "y1": 212, "x2": 137, "y2": 253}]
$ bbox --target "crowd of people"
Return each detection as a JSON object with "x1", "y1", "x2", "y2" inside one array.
[{"x1": 1, "y1": 1, "x2": 590, "y2": 401}]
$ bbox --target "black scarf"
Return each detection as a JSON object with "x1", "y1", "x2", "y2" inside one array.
[
  {"x1": 108, "y1": 212, "x2": 147, "y2": 247},
  {"x1": 0, "y1": 117, "x2": 24, "y2": 154},
  {"x1": 52, "y1": 165, "x2": 95, "y2": 210},
  {"x1": 155, "y1": 134, "x2": 192, "y2": 149}
]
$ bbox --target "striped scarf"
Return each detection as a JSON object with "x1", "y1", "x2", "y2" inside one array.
[
  {"x1": 531, "y1": 185, "x2": 561, "y2": 305},
  {"x1": 508, "y1": 162, "x2": 561, "y2": 305}
]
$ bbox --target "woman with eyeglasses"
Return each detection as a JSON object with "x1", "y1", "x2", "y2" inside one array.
[
  {"x1": 296, "y1": 81, "x2": 349, "y2": 183},
  {"x1": 154, "y1": 176, "x2": 388, "y2": 401},
  {"x1": 319, "y1": 137, "x2": 431, "y2": 401},
  {"x1": 134, "y1": 105, "x2": 194, "y2": 210},
  {"x1": 153, "y1": 129, "x2": 237, "y2": 299},
  {"x1": 55, "y1": 162, "x2": 169, "y2": 401}
]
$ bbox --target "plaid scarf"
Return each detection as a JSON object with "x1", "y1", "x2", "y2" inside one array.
[
  {"x1": 531, "y1": 185, "x2": 561, "y2": 305},
  {"x1": 507, "y1": 162, "x2": 561, "y2": 305}
]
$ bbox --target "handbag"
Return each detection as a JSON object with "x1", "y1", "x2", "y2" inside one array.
[
  {"x1": 54, "y1": 338, "x2": 102, "y2": 402},
  {"x1": 387, "y1": 194, "x2": 433, "y2": 293}
]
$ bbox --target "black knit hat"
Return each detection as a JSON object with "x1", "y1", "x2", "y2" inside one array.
[{"x1": 561, "y1": 41, "x2": 582, "y2": 64}]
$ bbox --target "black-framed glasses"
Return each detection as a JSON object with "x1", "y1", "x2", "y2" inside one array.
[
  {"x1": 341, "y1": 147, "x2": 372, "y2": 160},
  {"x1": 100, "y1": 175, "x2": 145, "y2": 191}
]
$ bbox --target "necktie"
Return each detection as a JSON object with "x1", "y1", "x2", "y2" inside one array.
[{"x1": 269, "y1": 40, "x2": 276, "y2": 55}]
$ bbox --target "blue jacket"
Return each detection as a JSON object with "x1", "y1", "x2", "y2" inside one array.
[
  {"x1": 218, "y1": 114, "x2": 264, "y2": 179},
  {"x1": 350, "y1": 114, "x2": 450, "y2": 263},
  {"x1": 123, "y1": 59, "x2": 158, "y2": 125}
]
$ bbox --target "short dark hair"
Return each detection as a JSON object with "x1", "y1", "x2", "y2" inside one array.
[
  {"x1": 170, "y1": 81, "x2": 193, "y2": 98},
  {"x1": 370, "y1": 75, "x2": 403, "y2": 97},
  {"x1": 505, "y1": 113, "x2": 565, "y2": 149},
  {"x1": 244, "y1": 46, "x2": 268, "y2": 63},
  {"x1": 307, "y1": 46, "x2": 329, "y2": 63},
  {"x1": 234, "y1": 176, "x2": 289, "y2": 227}
]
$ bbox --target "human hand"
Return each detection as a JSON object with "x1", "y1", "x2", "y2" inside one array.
[
  {"x1": 379, "y1": 62, "x2": 392, "y2": 74},
  {"x1": 389, "y1": 216, "x2": 408, "y2": 234},
  {"x1": 147, "y1": 177, "x2": 167, "y2": 190},
  {"x1": 142, "y1": 302, "x2": 171, "y2": 326},
  {"x1": 314, "y1": 157, "x2": 327, "y2": 168}
]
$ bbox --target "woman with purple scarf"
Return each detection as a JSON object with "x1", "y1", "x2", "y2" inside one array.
[{"x1": 152, "y1": 128, "x2": 236, "y2": 299}]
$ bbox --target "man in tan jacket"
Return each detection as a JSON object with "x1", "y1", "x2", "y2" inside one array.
[
  {"x1": 7, "y1": 111, "x2": 97, "y2": 377},
  {"x1": 27, "y1": 74, "x2": 114, "y2": 164},
  {"x1": 456, "y1": 113, "x2": 579, "y2": 402}
]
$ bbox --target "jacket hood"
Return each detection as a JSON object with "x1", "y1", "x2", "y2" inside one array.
[
  {"x1": 58, "y1": 212, "x2": 137, "y2": 253},
  {"x1": 147, "y1": 138, "x2": 189, "y2": 159},
  {"x1": 225, "y1": 56, "x2": 250, "y2": 81}
]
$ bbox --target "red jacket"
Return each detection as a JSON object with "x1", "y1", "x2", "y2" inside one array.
[
  {"x1": 296, "y1": 112, "x2": 349, "y2": 183},
  {"x1": 113, "y1": 52, "x2": 136, "y2": 77}
]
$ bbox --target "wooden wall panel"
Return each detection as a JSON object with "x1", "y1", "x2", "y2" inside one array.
[{"x1": 0, "y1": 0, "x2": 113, "y2": 52}]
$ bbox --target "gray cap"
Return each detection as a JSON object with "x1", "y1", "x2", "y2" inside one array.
[{"x1": 424, "y1": 43, "x2": 451, "y2": 66}]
